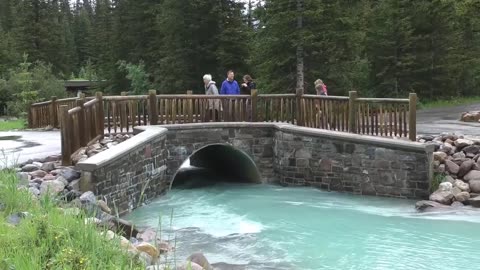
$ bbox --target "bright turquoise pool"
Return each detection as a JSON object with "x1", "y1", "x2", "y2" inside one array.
[{"x1": 125, "y1": 184, "x2": 480, "y2": 270}]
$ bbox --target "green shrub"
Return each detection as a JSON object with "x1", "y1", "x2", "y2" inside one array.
[
  {"x1": 0, "y1": 55, "x2": 66, "y2": 117},
  {"x1": 430, "y1": 173, "x2": 445, "y2": 193},
  {"x1": 0, "y1": 170, "x2": 145, "y2": 270}
]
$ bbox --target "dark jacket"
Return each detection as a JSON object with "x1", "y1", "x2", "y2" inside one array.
[{"x1": 240, "y1": 81, "x2": 256, "y2": 95}]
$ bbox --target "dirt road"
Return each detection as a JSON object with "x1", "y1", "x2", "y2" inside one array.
[{"x1": 417, "y1": 103, "x2": 480, "y2": 136}]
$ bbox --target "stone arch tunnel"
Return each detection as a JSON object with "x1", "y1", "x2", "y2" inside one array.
[{"x1": 171, "y1": 144, "x2": 261, "y2": 189}]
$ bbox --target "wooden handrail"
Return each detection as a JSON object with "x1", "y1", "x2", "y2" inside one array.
[
  {"x1": 104, "y1": 95, "x2": 148, "y2": 101},
  {"x1": 356, "y1": 98, "x2": 409, "y2": 103},
  {"x1": 68, "y1": 106, "x2": 82, "y2": 115},
  {"x1": 302, "y1": 95, "x2": 350, "y2": 100},
  {"x1": 83, "y1": 98, "x2": 99, "y2": 108},
  {"x1": 156, "y1": 94, "x2": 251, "y2": 99},
  {"x1": 40, "y1": 90, "x2": 418, "y2": 165}
]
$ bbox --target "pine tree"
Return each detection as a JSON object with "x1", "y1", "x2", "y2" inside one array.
[{"x1": 366, "y1": 0, "x2": 415, "y2": 97}]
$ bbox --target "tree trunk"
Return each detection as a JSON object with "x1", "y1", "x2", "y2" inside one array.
[{"x1": 296, "y1": 0, "x2": 304, "y2": 93}]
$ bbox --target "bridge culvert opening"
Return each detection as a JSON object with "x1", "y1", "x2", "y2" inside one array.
[{"x1": 171, "y1": 144, "x2": 261, "y2": 189}]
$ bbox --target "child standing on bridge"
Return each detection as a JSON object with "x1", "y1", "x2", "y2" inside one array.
[{"x1": 314, "y1": 79, "x2": 328, "y2": 96}]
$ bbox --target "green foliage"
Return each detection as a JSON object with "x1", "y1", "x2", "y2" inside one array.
[
  {"x1": 419, "y1": 96, "x2": 480, "y2": 110},
  {"x1": 0, "y1": 170, "x2": 145, "y2": 270},
  {"x1": 0, "y1": 0, "x2": 479, "y2": 98},
  {"x1": 0, "y1": 119, "x2": 26, "y2": 131},
  {"x1": 117, "y1": 60, "x2": 151, "y2": 95},
  {"x1": 430, "y1": 173, "x2": 445, "y2": 193},
  {"x1": 0, "y1": 55, "x2": 65, "y2": 117}
]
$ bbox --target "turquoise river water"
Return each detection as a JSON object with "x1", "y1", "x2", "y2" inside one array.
[{"x1": 125, "y1": 184, "x2": 480, "y2": 270}]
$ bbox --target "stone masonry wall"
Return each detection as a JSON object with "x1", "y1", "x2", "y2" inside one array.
[
  {"x1": 274, "y1": 129, "x2": 433, "y2": 199},
  {"x1": 164, "y1": 126, "x2": 275, "y2": 183},
  {"x1": 78, "y1": 123, "x2": 433, "y2": 215},
  {"x1": 79, "y1": 131, "x2": 169, "y2": 215}
]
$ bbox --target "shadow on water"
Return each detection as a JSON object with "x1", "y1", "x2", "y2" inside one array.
[
  {"x1": 0, "y1": 135, "x2": 21, "y2": 141},
  {"x1": 0, "y1": 135, "x2": 41, "y2": 151},
  {"x1": 170, "y1": 144, "x2": 261, "y2": 189}
]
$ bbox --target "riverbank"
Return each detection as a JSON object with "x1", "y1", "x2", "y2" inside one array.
[
  {"x1": 0, "y1": 168, "x2": 145, "y2": 269},
  {"x1": 0, "y1": 134, "x2": 215, "y2": 270},
  {"x1": 415, "y1": 133, "x2": 480, "y2": 210}
]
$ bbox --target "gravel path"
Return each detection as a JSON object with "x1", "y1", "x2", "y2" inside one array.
[
  {"x1": 0, "y1": 131, "x2": 60, "y2": 168},
  {"x1": 417, "y1": 103, "x2": 480, "y2": 136}
]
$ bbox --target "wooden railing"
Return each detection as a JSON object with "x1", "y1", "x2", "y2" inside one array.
[
  {"x1": 28, "y1": 96, "x2": 94, "y2": 129},
  {"x1": 59, "y1": 93, "x2": 104, "y2": 165},
  {"x1": 29, "y1": 90, "x2": 417, "y2": 164}
]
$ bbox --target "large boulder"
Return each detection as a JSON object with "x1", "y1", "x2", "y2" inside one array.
[
  {"x1": 80, "y1": 191, "x2": 96, "y2": 204},
  {"x1": 469, "y1": 180, "x2": 480, "y2": 193},
  {"x1": 440, "y1": 143, "x2": 453, "y2": 155},
  {"x1": 455, "y1": 139, "x2": 474, "y2": 149},
  {"x1": 187, "y1": 252, "x2": 213, "y2": 270},
  {"x1": 453, "y1": 152, "x2": 466, "y2": 160},
  {"x1": 40, "y1": 162, "x2": 56, "y2": 172},
  {"x1": 60, "y1": 168, "x2": 81, "y2": 182},
  {"x1": 439, "y1": 182, "x2": 453, "y2": 192},
  {"x1": 97, "y1": 200, "x2": 111, "y2": 214},
  {"x1": 134, "y1": 242, "x2": 159, "y2": 259},
  {"x1": 147, "y1": 263, "x2": 204, "y2": 270},
  {"x1": 454, "y1": 192, "x2": 470, "y2": 202},
  {"x1": 429, "y1": 189, "x2": 454, "y2": 205},
  {"x1": 30, "y1": 170, "x2": 47, "y2": 179},
  {"x1": 454, "y1": 179, "x2": 470, "y2": 192},
  {"x1": 458, "y1": 159, "x2": 475, "y2": 178},
  {"x1": 40, "y1": 180, "x2": 66, "y2": 195},
  {"x1": 445, "y1": 160, "x2": 460, "y2": 175},
  {"x1": 415, "y1": 200, "x2": 451, "y2": 212},
  {"x1": 463, "y1": 170, "x2": 480, "y2": 182},
  {"x1": 443, "y1": 175, "x2": 455, "y2": 184},
  {"x1": 22, "y1": 164, "x2": 39, "y2": 172},
  {"x1": 461, "y1": 111, "x2": 480, "y2": 122},
  {"x1": 463, "y1": 145, "x2": 480, "y2": 155},
  {"x1": 433, "y1": 152, "x2": 448, "y2": 162},
  {"x1": 468, "y1": 196, "x2": 480, "y2": 208}
]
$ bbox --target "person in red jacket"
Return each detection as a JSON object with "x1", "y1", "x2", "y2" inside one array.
[{"x1": 314, "y1": 79, "x2": 328, "y2": 96}]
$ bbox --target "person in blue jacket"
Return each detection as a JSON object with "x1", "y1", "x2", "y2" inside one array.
[{"x1": 220, "y1": 70, "x2": 240, "y2": 95}]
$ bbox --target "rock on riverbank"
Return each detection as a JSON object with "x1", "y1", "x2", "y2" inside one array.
[
  {"x1": 460, "y1": 111, "x2": 480, "y2": 122},
  {"x1": 416, "y1": 133, "x2": 480, "y2": 210}
]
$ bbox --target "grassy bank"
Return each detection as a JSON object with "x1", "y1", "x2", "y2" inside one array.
[
  {"x1": 0, "y1": 170, "x2": 144, "y2": 270},
  {"x1": 419, "y1": 96, "x2": 480, "y2": 110},
  {"x1": 0, "y1": 119, "x2": 25, "y2": 131}
]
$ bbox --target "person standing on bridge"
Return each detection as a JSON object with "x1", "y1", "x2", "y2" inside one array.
[
  {"x1": 203, "y1": 74, "x2": 220, "y2": 122},
  {"x1": 220, "y1": 70, "x2": 240, "y2": 95},
  {"x1": 220, "y1": 70, "x2": 240, "y2": 121},
  {"x1": 314, "y1": 79, "x2": 328, "y2": 96}
]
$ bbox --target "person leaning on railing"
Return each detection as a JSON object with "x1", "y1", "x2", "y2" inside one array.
[{"x1": 203, "y1": 74, "x2": 220, "y2": 122}]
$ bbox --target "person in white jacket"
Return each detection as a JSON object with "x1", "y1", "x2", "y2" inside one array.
[{"x1": 203, "y1": 74, "x2": 220, "y2": 122}]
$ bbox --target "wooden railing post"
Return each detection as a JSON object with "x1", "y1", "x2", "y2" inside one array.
[
  {"x1": 348, "y1": 91, "x2": 358, "y2": 133},
  {"x1": 187, "y1": 90, "x2": 193, "y2": 123},
  {"x1": 27, "y1": 104, "x2": 33, "y2": 128},
  {"x1": 251, "y1": 89, "x2": 258, "y2": 122},
  {"x1": 76, "y1": 96, "x2": 87, "y2": 146},
  {"x1": 96, "y1": 92, "x2": 105, "y2": 138},
  {"x1": 296, "y1": 88, "x2": 304, "y2": 126},
  {"x1": 148, "y1": 90, "x2": 158, "y2": 125},
  {"x1": 60, "y1": 105, "x2": 71, "y2": 165},
  {"x1": 50, "y1": 96, "x2": 57, "y2": 128},
  {"x1": 409, "y1": 93, "x2": 417, "y2": 141}
]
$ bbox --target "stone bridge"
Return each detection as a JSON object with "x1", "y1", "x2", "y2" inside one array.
[{"x1": 76, "y1": 123, "x2": 434, "y2": 215}]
